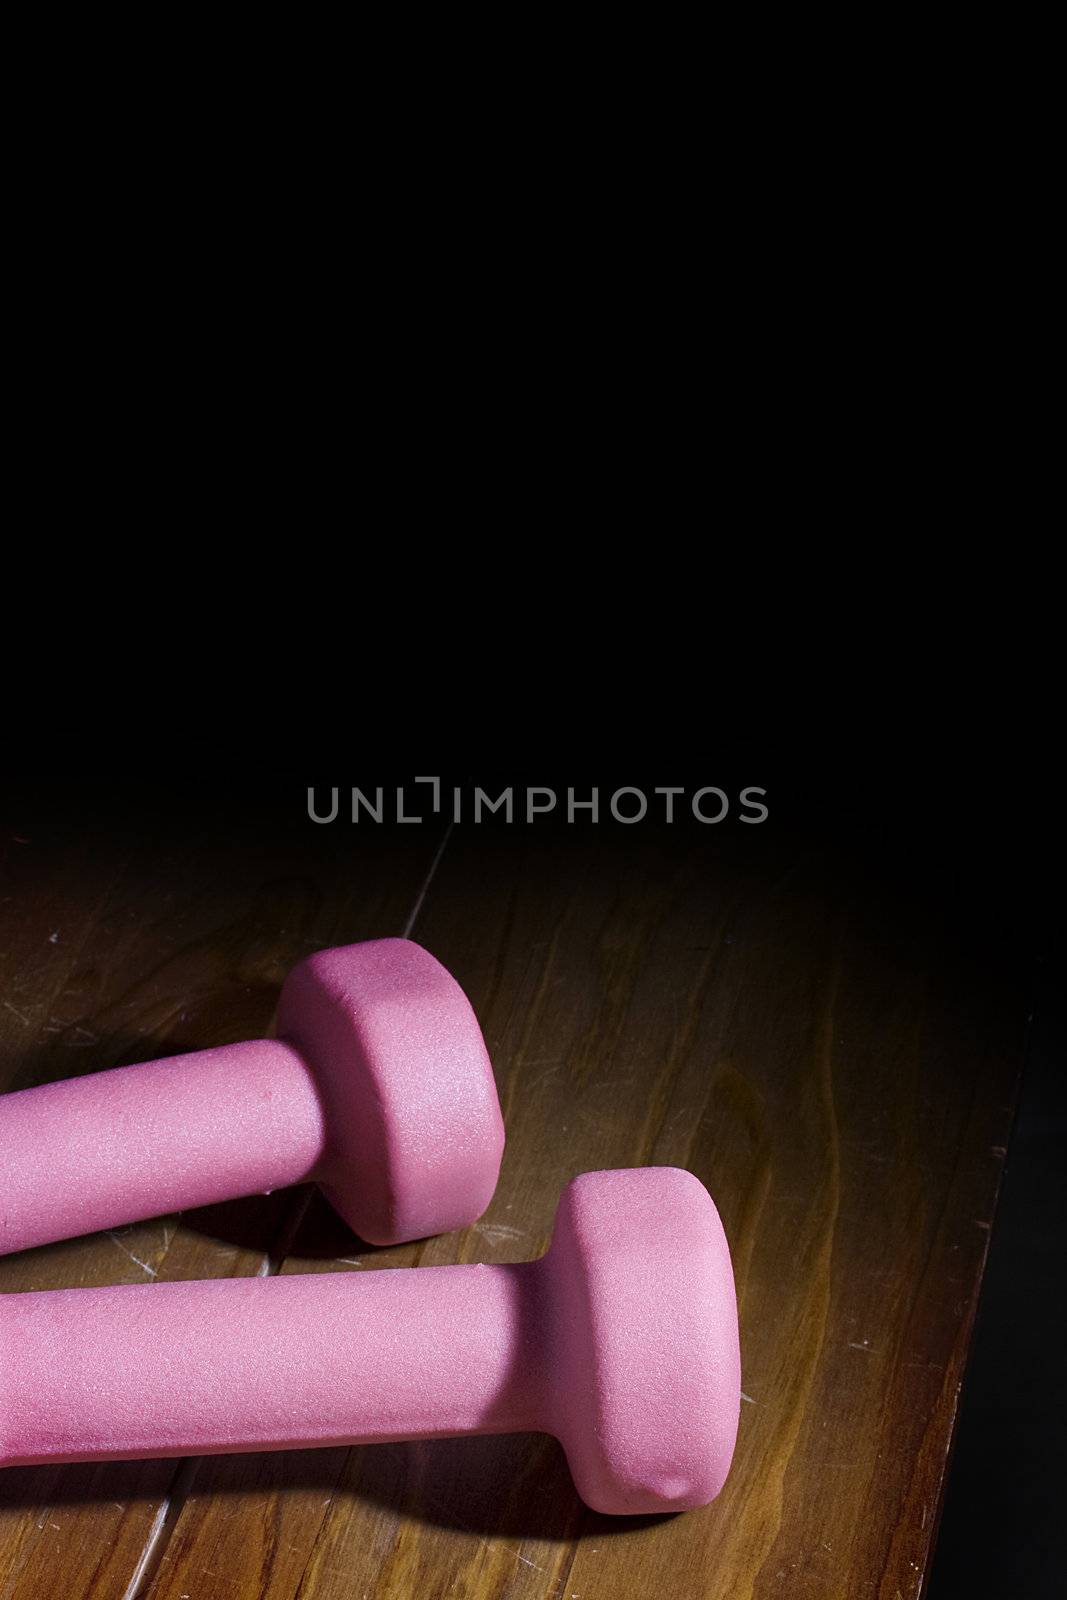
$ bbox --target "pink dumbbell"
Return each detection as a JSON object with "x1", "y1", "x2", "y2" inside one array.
[
  {"x1": 0, "y1": 1168, "x2": 740, "y2": 1514},
  {"x1": 0, "y1": 939, "x2": 504, "y2": 1254}
]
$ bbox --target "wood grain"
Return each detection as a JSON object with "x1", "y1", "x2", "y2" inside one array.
[{"x1": 0, "y1": 807, "x2": 1027, "y2": 1599}]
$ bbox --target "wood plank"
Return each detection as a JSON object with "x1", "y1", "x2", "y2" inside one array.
[
  {"x1": 143, "y1": 819, "x2": 1026, "y2": 1599},
  {"x1": 0, "y1": 800, "x2": 440, "y2": 1600}
]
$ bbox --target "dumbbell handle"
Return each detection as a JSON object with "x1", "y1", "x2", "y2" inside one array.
[
  {"x1": 0, "y1": 1039, "x2": 328, "y2": 1256},
  {"x1": 0, "y1": 1265, "x2": 542, "y2": 1467}
]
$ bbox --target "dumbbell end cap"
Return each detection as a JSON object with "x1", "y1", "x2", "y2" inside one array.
[
  {"x1": 547, "y1": 1167, "x2": 740, "y2": 1516},
  {"x1": 277, "y1": 939, "x2": 504, "y2": 1246}
]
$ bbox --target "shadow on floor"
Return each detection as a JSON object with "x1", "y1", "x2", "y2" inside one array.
[{"x1": 0, "y1": 1432, "x2": 674, "y2": 1544}]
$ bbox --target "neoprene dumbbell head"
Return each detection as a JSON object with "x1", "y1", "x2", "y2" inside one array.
[
  {"x1": 276, "y1": 938, "x2": 504, "y2": 1246},
  {"x1": 544, "y1": 1166, "x2": 740, "y2": 1511}
]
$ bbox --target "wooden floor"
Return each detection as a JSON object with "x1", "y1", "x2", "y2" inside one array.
[{"x1": 0, "y1": 800, "x2": 1028, "y2": 1599}]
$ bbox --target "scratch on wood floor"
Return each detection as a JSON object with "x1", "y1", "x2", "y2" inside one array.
[
  {"x1": 424, "y1": 1494, "x2": 545, "y2": 1573},
  {"x1": 527, "y1": 1063, "x2": 563, "y2": 1091},
  {"x1": 107, "y1": 1232, "x2": 158, "y2": 1277},
  {"x1": 2, "y1": 1000, "x2": 30, "y2": 1025}
]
